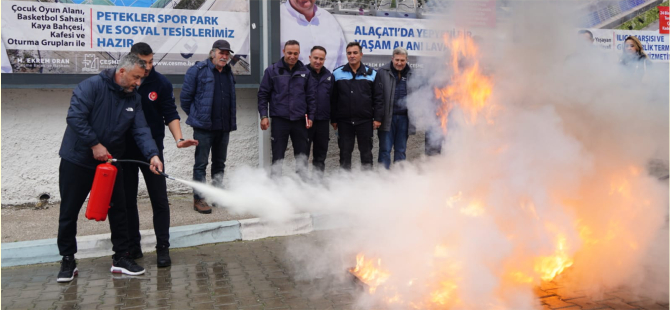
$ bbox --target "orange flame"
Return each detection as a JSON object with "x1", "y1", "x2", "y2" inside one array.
[
  {"x1": 534, "y1": 235, "x2": 574, "y2": 281},
  {"x1": 349, "y1": 254, "x2": 390, "y2": 294},
  {"x1": 434, "y1": 34, "x2": 494, "y2": 134}
]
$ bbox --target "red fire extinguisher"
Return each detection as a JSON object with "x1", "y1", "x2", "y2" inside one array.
[{"x1": 85, "y1": 155, "x2": 117, "y2": 221}]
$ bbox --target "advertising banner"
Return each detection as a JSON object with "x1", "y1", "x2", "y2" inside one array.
[
  {"x1": 1, "y1": 0, "x2": 251, "y2": 74},
  {"x1": 279, "y1": 0, "x2": 487, "y2": 72},
  {"x1": 659, "y1": 6, "x2": 669, "y2": 34},
  {"x1": 590, "y1": 28, "x2": 669, "y2": 62}
]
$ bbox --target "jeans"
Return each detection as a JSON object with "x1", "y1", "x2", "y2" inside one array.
[
  {"x1": 337, "y1": 121, "x2": 373, "y2": 170},
  {"x1": 378, "y1": 115, "x2": 409, "y2": 169},
  {"x1": 193, "y1": 128, "x2": 230, "y2": 200},
  {"x1": 57, "y1": 159, "x2": 130, "y2": 256},
  {"x1": 270, "y1": 117, "x2": 309, "y2": 177},
  {"x1": 307, "y1": 120, "x2": 330, "y2": 173},
  {"x1": 123, "y1": 151, "x2": 170, "y2": 249}
]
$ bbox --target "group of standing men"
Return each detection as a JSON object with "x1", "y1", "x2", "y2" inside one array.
[
  {"x1": 259, "y1": 40, "x2": 415, "y2": 175},
  {"x1": 54, "y1": 37, "x2": 416, "y2": 282}
]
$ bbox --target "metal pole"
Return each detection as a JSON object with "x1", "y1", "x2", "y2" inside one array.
[{"x1": 258, "y1": 0, "x2": 272, "y2": 170}]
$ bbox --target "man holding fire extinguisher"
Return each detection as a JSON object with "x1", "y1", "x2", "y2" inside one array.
[{"x1": 56, "y1": 53, "x2": 164, "y2": 282}]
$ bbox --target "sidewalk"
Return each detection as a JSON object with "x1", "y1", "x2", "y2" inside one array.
[
  {"x1": 2, "y1": 232, "x2": 668, "y2": 310},
  {"x1": 1, "y1": 194, "x2": 257, "y2": 243}
]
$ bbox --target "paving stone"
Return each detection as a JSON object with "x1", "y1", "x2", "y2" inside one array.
[
  {"x1": 567, "y1": 297, "x2": 612, "y2": 310},
  {"x1": 546, "y1": 288, "x2": 588, "y2": 300},
  {"x1": 599, "y1": 299, "x2": 641, "y2": 309},
  {"x1": 214, "y1": 294, "x2": 237, "y2": 305},
  {"x1": 33, "y1": 300, "x2": 58, "y2": 309},
  {"x1": 606, "y1": 291, "x2": 653, "y2": 304},
  {"x1": 216, "y1": 304, "x2": 240, "y2": 310},
  {"x1": 542, "y1": 296, "x2": 578, "y2": 309},
  {"x1": 628, "y1": 301, "x2": 670, "y2": 310}
]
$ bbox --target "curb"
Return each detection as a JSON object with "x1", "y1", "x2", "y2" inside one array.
[{"x1": 0, "y1": 213, "x2": 341, "y2": 268}]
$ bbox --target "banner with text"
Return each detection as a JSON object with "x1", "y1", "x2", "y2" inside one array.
[
  {"x1": 280, "y1": 5, "x2": 483, "y2": 72},
  {"x1": 589, "y1": 28, "x2": 669, "y2": 62},
  {"x1": 1, "y1": 0, "x2": 251, "y2": 74}
]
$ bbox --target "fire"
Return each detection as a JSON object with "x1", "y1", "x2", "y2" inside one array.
[
  {"x1": 534, "y1": 235, "x2": 574, "y2": 282},
  {"x1": 434, "y1": 33, "x2": 494, "y2": 133},
  {"x1": 349, "y1": 254, "x2": 390, "y2": 294},
  {"x1": 346, "y1": 18, "x2": 663, "y2": 306}
]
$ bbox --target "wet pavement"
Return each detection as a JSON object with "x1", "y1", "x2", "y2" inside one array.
[{"x1": 1, "y1": 232, "x2": 668, "y2": 310}]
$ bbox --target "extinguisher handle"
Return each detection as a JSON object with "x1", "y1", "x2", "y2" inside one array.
[{"x1": 106, "y1": 155, "x2": 113, "y2": 163}]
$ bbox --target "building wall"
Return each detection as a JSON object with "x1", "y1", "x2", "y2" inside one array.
[{"x1": 1, "y1": 87, "x2": 426, "y2": 206}]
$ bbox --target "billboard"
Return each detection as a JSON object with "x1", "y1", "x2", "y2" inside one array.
[
  {"x1": 1, "y1": 0, "x2": 251, "y2": 75},
  {"x1": 589, "y1": 29, "x2": 669, "y2": 62},
  {"x1": 278, "y1": 0, "x2": 494, "y2": 72}
]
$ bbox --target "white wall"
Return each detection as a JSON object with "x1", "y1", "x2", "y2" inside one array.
[{"x1": 1, "y1": 87, "x2": 427, "y2": 205}]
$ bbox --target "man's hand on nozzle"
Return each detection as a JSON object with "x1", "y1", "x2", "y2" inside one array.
[
  {"x1": 91, "y1": 143, "x2": 111, "y2": 161},
  {"x1": 149, "y1": 156, "x2": 164, "y2": 175}
]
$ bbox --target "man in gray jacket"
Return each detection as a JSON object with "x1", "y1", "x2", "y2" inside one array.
[{"x1": 377, "y1": 47, "x2": 413, "y2": 169}]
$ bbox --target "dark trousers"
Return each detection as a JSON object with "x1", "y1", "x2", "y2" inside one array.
[
  {"x1": 193, "y1": 128, "x2": 230, "y2": 200},
  {"x1": 57, "y1": 159, "x2": 130, "y2": 256},
  {"x1": 337, "y1": 121, "x2": 373, "y2": 170},
  {"x1": 378, "y1": 115, "x2": 409, "y2": 169},
  {"x1": 123, "y1": 151, "x2": 170, "y2": 249},
  {"x1": 307, "y1": 120, "x2": 330, "y2": 173},
  {"x1": 270, "y1": 117, "x2": 309, "y2": 177}
]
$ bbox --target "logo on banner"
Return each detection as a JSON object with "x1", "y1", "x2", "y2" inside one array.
[
  {"x1": 149, "y1": 92, "x2": 158, "y2": 101},
  {"x1": 81, "y1": 54, "x2": 100, "y2": 73}
]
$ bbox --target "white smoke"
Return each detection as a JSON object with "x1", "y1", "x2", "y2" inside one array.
[{"x1": 178, "y1": 1, "x2": 668, "y2": 308}]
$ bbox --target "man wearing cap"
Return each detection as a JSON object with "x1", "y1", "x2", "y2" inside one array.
[{"x1": 181, "y1": 40, "x2": 237, "y2": 214}]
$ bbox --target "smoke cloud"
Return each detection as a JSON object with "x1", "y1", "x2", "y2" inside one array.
[{"x1": 179, "y1": 1, "x2": 668, "y2": 308}]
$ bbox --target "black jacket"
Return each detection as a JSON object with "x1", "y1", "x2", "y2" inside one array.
[
  {"x1": 257, "y1": 58, "x2": 316, "y2": 121},
  {"x1": 59, "y1": 68, "x2": 159, "y2": 169},
  {"x1": 306, "y1": 64, "x2": 334, "y2": 121},
  {"x1": 330, "y1": 63, "x2": 383, "y2": 125},
  {"x1": 126, "y1": 67, "x2": 179, "y2": 155}
]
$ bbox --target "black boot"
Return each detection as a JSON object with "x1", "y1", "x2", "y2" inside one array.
[{"x1": 157, "y1": 245, "x2": 171, "y2": 267}]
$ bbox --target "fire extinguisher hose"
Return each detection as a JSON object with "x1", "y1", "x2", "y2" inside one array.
[{"x1": 109, "y1": 159, "x2": 175, "y2": 180}]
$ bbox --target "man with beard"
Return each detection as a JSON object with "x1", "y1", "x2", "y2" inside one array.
[
  {"x1": 181, "y1": 40, "x2": 238, "y2": 214},
  {"x1": 331, "y1": 42, "x2": 384, "y2": 170},
  {"x1": 122, "y1": 42, "x2": 198, "y2": 267},
  {"x1": 258, "y1": 40, "x2": 316, "y2": 177},
  {"x1": 56, "y1": 53, "x2": 163, "y2": 282}
]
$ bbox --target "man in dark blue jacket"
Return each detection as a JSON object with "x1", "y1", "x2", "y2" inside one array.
[
  {"x1": 331, "y1": 42, "x2": 384, "y2": 170},
  {"x1": 306, "y1": 46, "x2": 333, "y2": 174},
  {"x1": 123, "y1": 43, "x2": 198, "y2": 267},
  {"x1": 56, "y1": 53, "x2": 164, "y2": 283},
  {"x1": 181, "y1": 40, "x2": 237, "y2": 214},
  {"x1": 258, "y1": 40, "x2": 316, "y2": 177}
]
